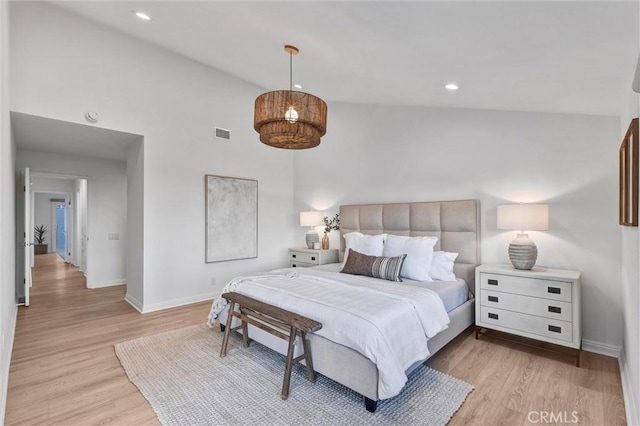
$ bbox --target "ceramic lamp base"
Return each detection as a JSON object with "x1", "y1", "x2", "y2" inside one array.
[
  {"x1": 305, "y1": 230, "x2": 319, "y2": 249},
  {"x1": 508, "y1": 233, "x2": 538, "y2": 270}
]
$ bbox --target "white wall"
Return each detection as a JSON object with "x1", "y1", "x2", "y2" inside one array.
[
  {"x1": 17, "y1": 150, "x2": 128, "y2": 289},
  {"x1": 32, "y1": 176, "x2": 75, "y2": 193},
  {"x1": 619, "y1": 27, "x2": 640, "y2": 425},
  {"x1": 126, "y1": 140, "x2": 144, "y2": 310},
  {"x1": 620, "y1": 108, "x2": 640, "y2": 426},
  {"x1": 10, "y1": 2, "x2": 295, "y2": 311},
  {"x1": 294, "y1": 103, "x2": 622, "y2": 351},
  {"x1": 76, "y1": 178, "x2": 87, "y2": 272},
  {"x1": 0, "y1": 0, "x2": 16, "y2": 421}
]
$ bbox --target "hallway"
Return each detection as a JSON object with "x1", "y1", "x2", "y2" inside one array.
[{"x1": 5, "y1": 253, "x2": 210, "y2": 425}]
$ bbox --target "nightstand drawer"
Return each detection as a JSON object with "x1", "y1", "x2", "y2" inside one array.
[
  {"x1": 480, "y1": 290, "x2": 572, "y2": 322},
  {"x1": 289, "y1": 251, "x2": 320, "y2": 265},
  {"x1": 479, "y1": 306, "x2": 572, "y2": 342},
  {"x1": 480, "y1": 273, "x2": 572, "y2": 302}
]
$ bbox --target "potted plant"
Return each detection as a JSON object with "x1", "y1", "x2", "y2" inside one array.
[
  {"x1": 34, "y1": 225, "x2": 48, "y2": 255},
  {"x1": 321, "y1": 213, "x2": 340, "y2": 250}
]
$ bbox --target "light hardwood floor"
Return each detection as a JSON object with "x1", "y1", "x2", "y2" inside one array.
[
  {"x1": 5, "y1": 253, "x2": 627, "y2": 425},
  {"x1": 5, "y1": 254, "x2": 210, "y2": 425},
  {"x1": 427, "y1": 330, "x2": 626, "y2": 425}
]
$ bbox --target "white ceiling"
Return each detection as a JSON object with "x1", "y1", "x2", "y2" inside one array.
[
  {"x1": 11, "y1": 112, "x2": 141, "y2": 161},
  {"x1": 49, "y1": 0, "x2": 639, "y2": 117}
]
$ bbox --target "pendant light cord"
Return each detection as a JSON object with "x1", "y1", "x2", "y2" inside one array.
[{"x1": 289, "y1": 49, "x2": 293, "y2": 92}]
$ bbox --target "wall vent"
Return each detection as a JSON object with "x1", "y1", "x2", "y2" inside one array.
[{"x1": 215, "y1": 127, "x2": 231, "y2": 140}]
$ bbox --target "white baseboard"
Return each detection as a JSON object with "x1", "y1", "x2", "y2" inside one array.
[
  {"x1": 87, "y1": 279, "x2": 127, "y2": 289},
  {"x1": 141, "y1": 292, "x2": 216, "y2": 314},
  {"x1": 581, "y1": 339, "x2": 621, "y2": 358},
  {"x1": 619, "y1": 350, "x2": 639, "y2": 426},
  {"x1": 124, "y1": 293, "x2": 143, "y2": 313},
  {"x1": 1, "y1": 304, "x2": 18, "y2": 425}
]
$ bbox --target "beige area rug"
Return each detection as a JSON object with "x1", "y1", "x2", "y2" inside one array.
[{"x1": 115, "y1": 324, "x2": 473, "y2": 426}]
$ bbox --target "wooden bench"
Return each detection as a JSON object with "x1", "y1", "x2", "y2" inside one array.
[{"x1": 219, "y1": 292, "x2": 323, "y2": 400}]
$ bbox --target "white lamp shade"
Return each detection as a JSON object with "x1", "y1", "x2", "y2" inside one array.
[
  {"x1": 299, "y1": 211, "x2": 323, "y2": 227},
  {"x1": 497, "y1": 204, "x2": 549, "y2": 231}
]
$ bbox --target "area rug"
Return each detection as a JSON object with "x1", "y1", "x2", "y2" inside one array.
[{"x1": 115, "y1": 324, "x2": 473, "y2": 426}]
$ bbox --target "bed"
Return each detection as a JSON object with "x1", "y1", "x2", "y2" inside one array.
[{"x1": 209, "y1": 200, "x2": 480, "y2": 412}]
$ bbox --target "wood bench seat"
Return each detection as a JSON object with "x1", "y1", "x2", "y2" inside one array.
[{"x1": 219, "y1": 292, "x2": 323, "y2": 400}]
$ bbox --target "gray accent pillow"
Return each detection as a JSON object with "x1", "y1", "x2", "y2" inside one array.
[{"x1": 340, "y1": 249, "x2": 407, "y2": 282}]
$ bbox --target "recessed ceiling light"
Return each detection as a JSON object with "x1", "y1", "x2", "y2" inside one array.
[
  {"x1": 445, "y1": 83, "x2": 459, "y2": 91},
  {"x1": 134, "y1": 11, "x2": 151, "y2": 21},
  {"x1": 293, "y1": 84, "x2": 302, "y2": 89}
]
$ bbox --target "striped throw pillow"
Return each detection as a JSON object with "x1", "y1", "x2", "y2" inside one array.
[{"x1": 341, "y1": 249, "x2": 406, "y2": 282}]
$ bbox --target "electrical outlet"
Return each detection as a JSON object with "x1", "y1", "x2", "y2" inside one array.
[
  {"x1": 108, "y1": 233, "x2": 120, "y2": 240},
  {"x1": 211, "y1": 278, "x2": 217, "y2": 287}
]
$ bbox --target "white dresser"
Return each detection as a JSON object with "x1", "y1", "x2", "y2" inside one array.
[
  {"x1": 289, "y1": 248, "x2": 339, "y2": 268},
  {"x1": 475, "y1": 264, "x2": 582, "y2": 366}
]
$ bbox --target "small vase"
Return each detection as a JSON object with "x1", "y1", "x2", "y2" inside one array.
[{"x1": 321, "y1": 232, "x2": 329, "y2": 250}]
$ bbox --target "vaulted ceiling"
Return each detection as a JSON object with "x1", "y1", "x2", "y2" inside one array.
[{"x1": 50, "y1": 1, "x2": 638, "y2": 117}]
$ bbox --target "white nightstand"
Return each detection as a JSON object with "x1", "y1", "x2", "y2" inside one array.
[
  {"x1": 475, "y1": 264, "x2": 582, "y2": 366},
  {"x1": 289, "y1": 248, "x2": 339, "y2": 268}
]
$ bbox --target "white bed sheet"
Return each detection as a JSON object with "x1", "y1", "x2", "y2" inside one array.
[
  {"x1": 308, "y1": 263, "x2": 469, "y2": 313},
  {"x1": 208, "y1": 268, "x2": 450, "y2": 399}
]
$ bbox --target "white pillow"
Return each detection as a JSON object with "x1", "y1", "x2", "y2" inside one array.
[
  {"x1": 382, "y1": 235, "x2": 438, "y2": 282},
  {"x1": 341, "y1": 232, "x2": 387, "y2": 268},
  {"x1": 430, "y1": 251, "x2": 459, "y2": 281}
]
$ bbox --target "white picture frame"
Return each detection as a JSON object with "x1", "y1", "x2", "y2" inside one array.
[{"x1": 205, "y1": 175, "x2": 258, "y2": 263}]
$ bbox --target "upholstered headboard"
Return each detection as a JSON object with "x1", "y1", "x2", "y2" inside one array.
[{"x1": 339, "y1": 200, "x2": 480, "y2": 293}]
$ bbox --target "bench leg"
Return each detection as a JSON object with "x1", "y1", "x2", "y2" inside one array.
[
  {"x1": 240, "y1": 308, "x2": 250, "y2": 348},
  {"x1": 219, "y1": 302, "x2": 236, "y2": 357},
  {"x1": 301, "y1": 331, "x2": 315, "y2": 383},
  {"x1": 281, "y1": 326, "x2": 298, "y2": 400}
]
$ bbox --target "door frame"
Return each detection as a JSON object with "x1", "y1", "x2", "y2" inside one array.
[
  {"x1": 23, "y1": 168, "x2": 31, "y2": 306},
  {"x1": 29, "y1": 172, "x2": 88, "y2": 279}
]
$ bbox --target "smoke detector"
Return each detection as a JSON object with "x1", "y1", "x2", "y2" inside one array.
[{"x1": 85, "y1": 111, "x2": 99, "y2": 123}]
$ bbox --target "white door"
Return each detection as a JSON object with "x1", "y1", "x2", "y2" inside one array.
[{"x1": 23, "y1": 167, "x2": 31, "y2": 306}]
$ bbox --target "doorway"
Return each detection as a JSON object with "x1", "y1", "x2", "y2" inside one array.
[
  {"x1": 11, "y1": 111, "x2": 144, "y2": 304},
  {"x1": 31, "y1": 177, "x2": 84, "y2": 267},
  {"x1": 54, "y1": 201, "x2": 67, "y2": 259}
]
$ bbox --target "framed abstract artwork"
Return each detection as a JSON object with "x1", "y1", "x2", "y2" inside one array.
[
  {"x1": 620, "y1": 118, "x2": 638, "y2": 226},
  {"x1": 205, "y1": 175, "x2": 258, "y2": 262}
]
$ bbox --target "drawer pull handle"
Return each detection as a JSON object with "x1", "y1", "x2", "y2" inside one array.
[
  {"x1": 292, "y1": 264, "x2": 297, "y2": 267},
  {"x1": 488, "y1": 296, "x2": 499, "y2": 303},
  {"x1": 292, "y1": 254, "x2": 297, "y2": 258},
  {"x1": 548, "y1": 325, "x2": 562, "y2": 333},
  {"x1": 487, "y1": 279, "x2": 498, "y2": 286},
  {"x1": 547, "y1": 287, "x2": 561, "y2": 294},
  {"x1": 488, "y1": 313, "x2": 499, "y2": 320},
  {"x1": 548, "y1": 306, "x2": 562, "y2": 314},
  {"x1": 311, "y1": 256, "x2": 316, "y2": 261}
]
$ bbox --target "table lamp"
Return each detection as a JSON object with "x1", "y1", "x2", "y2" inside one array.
[
  {"x1": 300, "y1": 211, "x2": 322, "y2": 249},
  {"x1": 497, "y1": 204, "x2": 549, "y2": 270}
]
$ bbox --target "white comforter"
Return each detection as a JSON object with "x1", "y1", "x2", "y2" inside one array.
[{"x1": 207, "y1": 268, "x2": 450, "y2": 399}]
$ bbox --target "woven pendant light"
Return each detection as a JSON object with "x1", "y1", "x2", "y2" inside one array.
[{"x1": 254, "y1": 45, "x2": 327, "y2": 150}]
